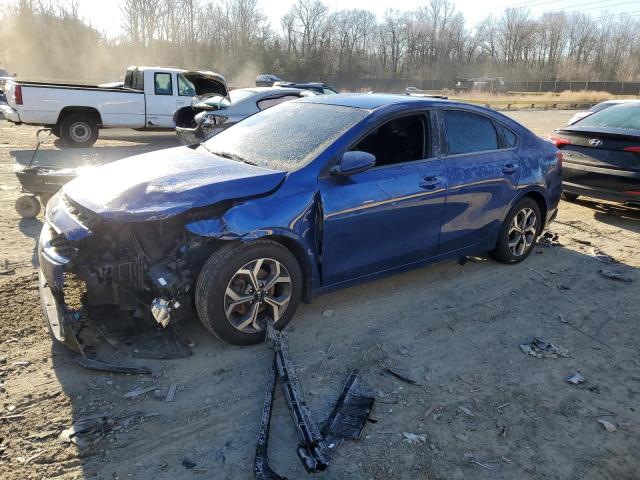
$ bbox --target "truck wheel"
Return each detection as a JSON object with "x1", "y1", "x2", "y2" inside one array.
[
  {"x1": 15, "y1": 195, "x2": 41, "y2": 218},
  {"x1": 195, "y1": 240, "x2": 303, "y2": 345},
  {"x1": 59, "y1": 113, "x2": 98, "y2": 148},
  {"x1": 50, "y1": 127, "x2": 60, "y2": 138}
]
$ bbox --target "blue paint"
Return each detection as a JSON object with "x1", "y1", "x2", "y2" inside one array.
[{"x1": 52, "y1": 94, "x2": 561, "y2": 295}]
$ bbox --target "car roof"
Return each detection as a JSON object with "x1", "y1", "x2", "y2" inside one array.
[{"x1": 297, "y1": 93, "x2": 451, "y2": 110}]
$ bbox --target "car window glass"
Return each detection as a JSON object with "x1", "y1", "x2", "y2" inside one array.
[
  {"x1": 133, "y1": 70, "x2": 144, "y2": 90},
  {"x1": 229, "y1": 89, "x2": 256, "y2": 103},
  {"x1": 257, "y1": 95, "x2": 299, "y2": 110},
  {"x1": 177, "y1": 74, "x2": 196, "y2": 96},
  {"x1": 351, "y1": 115, "x2": 426, "y2": 167},
  {"x1": 154, "y1": 72, "x2": 173, "y2": 95},
  {"x1": 443, "y1": 110, "x2": 498, "y2": 155},
  {"x1": 500, "y1": 125, "x2": 517, "y2": 147},
  {"x1": 578, "y1": 105, "x2": 640, "y2": 130}
]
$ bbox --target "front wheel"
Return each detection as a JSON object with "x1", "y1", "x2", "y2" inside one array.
[
  {"x1": 490, "y1": 198, "x2": 541, "y2": 264},
  {"x1": 195, "y1": 240, "x2": 303, "y2": 345}
]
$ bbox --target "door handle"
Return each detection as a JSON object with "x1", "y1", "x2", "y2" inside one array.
[
  {"x1": 419, "y1": 176, "x2": 442, "y2": 190},
  {"x1": 502, "y1": 163, "x2": 519, "y2": 174}
]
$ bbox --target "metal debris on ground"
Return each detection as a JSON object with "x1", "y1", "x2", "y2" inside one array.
[
  {"x1": 253, "y1": 324, "x2": 375, "y2": 479},
  {"x1": 539, "y1": 231, "x2": 560, "y2": 247},
  {"x1": 123, "y1": 386, "x2": 156, "y2": 399},
  {"x1": 519, "y1": 337, "x2": 569, "y2": 359},
  {"x1": 591, "y1": 248, "x2": 618, "y2": 264},
  {"x1": 402, "y1": 432, "x2": 427, "y2": 444},
  {"x1": 565, "y1": 372, "x2": 585, "y2": 385},
  {"x1": 597, "y1": 419, "x2": 617, "y2": 432},
  {"x1": 381, "y1": 363, "x2": 418, "y2": 385},
  {"x1": 58, "y1": 412, "x2": 143, "y2": 448},
  {"x1": 599, "y1": 269, "x2": 633, "y2": 283},
  {"x1": 165, "y1": 383, "x2": 178, "y2": 402}
]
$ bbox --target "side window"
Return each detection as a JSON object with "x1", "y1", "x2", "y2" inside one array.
[
  {"x1": 351, "y1": 115, "x2": 427, "y2": 167},
  {"x1": 257, "y1": 95, "x2": 299, "y2": 111},
  {"x1": 124, "y1": 69, "x2": 133, "y2": 89},
  {"x1": 133, "y1": 69, "x2": 144, "y2": 91},
  {"x1": 154, "y1": 72, "x2": 173, "y2": 96},
  {"x1": 178, "y1": 74, "x2": 196, "y2": 96},
  {"x1": 500, "y1": 125, "x2": 517, "y2": 148},
  {"x1": 443, "y1": 110, "x2": 498, "y2": 155}
]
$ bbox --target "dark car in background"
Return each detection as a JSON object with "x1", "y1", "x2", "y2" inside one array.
[
  {"x1": 174, "y1": 87, "x2": 315, "y2": 144},
  {"x1": 255, "y1": 74, "x2": 284, "y2": 87},
  {"x1": 274, "y1": 81, "x2": 338, "y2": 95},
  {"x1": 552, "y1": 103, "x2": 640, "y2": 207},
  {"x1": 39, "y1": 94, "x2": 560, "y2": 351}
]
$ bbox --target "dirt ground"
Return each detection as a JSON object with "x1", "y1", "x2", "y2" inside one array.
[{"x1": 1, "y1": 111, "x2": 639, "y2": 480}]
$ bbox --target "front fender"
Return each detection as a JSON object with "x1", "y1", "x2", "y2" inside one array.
[{"x1": 185, "y1": 190, "x2": 322, "y2": 292}]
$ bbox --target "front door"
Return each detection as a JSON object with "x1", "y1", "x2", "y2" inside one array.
[
  {"x1": 145, "y1": 71, "x2": 176, "y2": 128},
  {"x1": 437, "y1": 109, "x2": 521, "y2": 254},
  {"x1": 319, "y1": 113, "x2": 447, "y2": 286}
]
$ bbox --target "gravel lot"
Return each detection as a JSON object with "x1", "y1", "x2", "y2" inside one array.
[{"x1": 1, "y1": 110, "x2": 639, "y2": 480}]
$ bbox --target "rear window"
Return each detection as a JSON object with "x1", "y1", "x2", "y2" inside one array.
[
  {"x1": 443, "y1": 110, "x2": 498, "y2": 155},
  {"x1": 578, "y1": 104, "x2": 640, "y2": 130}
]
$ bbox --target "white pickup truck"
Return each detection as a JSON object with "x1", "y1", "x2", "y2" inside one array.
[{"x1": 0, "y1": 66, "x2": 227, "y2": 147}]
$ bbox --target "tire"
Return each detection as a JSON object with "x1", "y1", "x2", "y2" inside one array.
[
  {"x1": 561, "y1": 192, "x2": 579, "y2": 202},
  {"x1": 50, "y1": 127, "x2": 60, "y2": 138},
  {"x1": 195, "y1": 239, "x2": 303, "y2": 345},
  {"x1": 15, "y1": 195, "x2": 41, "y2": 218},
  {"x1": 490, "y1": 197, "x2": 542, "y2": 264},
  {"x1": 59, "y1": 113, "x2": 99, "y2": 148}
]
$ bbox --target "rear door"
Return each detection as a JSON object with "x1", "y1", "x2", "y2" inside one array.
[
  {"x1": 144, "y1": 70, "x2": 177, "y2": 128},
  {"x1": 437, "y1": 108, "x2": 521, "y2": 254}
]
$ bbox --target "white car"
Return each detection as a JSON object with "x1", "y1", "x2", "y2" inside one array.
[
  {"x1": 1, "y1": 66, "x2": 227, "y2": 147},
  {"x1": 567, "y1": 99, "x2": 640, "y2": 125}
]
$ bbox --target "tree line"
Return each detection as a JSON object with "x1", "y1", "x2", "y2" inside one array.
[{"x1": 1, "y1": 0, "x2": 639, "y2": 88}]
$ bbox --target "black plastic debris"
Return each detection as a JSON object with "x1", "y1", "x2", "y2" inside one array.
[
  {"x1": 519, "y1": 337, "x2": 569, "y2": 359},
  {"x1": 381, "y1": 363, "x2": 418, "y2": 385},
  {"x1": 254, "y1": 324, "x2": 374, "y2": 478}
]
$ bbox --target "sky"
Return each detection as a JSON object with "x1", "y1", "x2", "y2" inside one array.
[{"x1": 78, "y1": 0, "x2": 638, "y2": 39}]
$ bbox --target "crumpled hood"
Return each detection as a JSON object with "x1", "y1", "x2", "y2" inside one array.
[{"x1": 63, "y1": 146, "x2": 286, "y2": 222}]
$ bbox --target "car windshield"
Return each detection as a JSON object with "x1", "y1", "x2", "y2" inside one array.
[
  {"x1": 202, "y1": 102, "x2": 368, "y2": 172},
  {"x1": 577, "y1": 104, "x2": 640, "y2": 130}
]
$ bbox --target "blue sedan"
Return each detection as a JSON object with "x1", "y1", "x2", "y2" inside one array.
[{"x1": 40, "y1": 94, "x2": 562, "y2": 347}]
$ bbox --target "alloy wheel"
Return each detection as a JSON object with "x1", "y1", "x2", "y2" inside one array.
[
  {"x1": 224, "y1": 258, "x2": 292, "y2": 333},
  {"x1": 508, "y1": 207, "x2": 537, "y2": 256}
]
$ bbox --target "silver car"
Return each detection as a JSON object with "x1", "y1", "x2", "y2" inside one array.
[
  {"x1": 174, "y1": 87, "x2": 315, "y2": 145},
  {"x1": 567, "y1": 99, "x2": 640, "y2": 125}
]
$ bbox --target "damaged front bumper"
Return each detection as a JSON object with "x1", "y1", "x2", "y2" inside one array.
[{"x1": 37, "y1": 197, "x2": 201, "y2": 370}]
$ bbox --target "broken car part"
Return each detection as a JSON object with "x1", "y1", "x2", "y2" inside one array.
[
  {"x1": 519, "y1": 337, "x2": 569, "y2": 359},
  {"x1": 254, "y1": 325, "x2": 375, "y2": 477}
]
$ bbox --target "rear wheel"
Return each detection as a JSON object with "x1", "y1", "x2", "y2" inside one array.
[
  {"x1": 15, "y1": 195, "x2": 41, "y2": 218},
  {"x1": 59, "y1": 113, "x2": 99, "y2": 148},
  {"x1": 490, "y1": 197, "x2": 541, "y2": 264},
  {"x1": 561, "y1": 192, "x2": 579, "y2": 202},
  {"x1": 195, "y1": 240, "x2": 303, "y2": 345}
]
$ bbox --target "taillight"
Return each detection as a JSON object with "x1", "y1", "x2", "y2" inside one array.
[
  {"x1": 549, "y1": 134, "x2": 570, "y2": 148},
  {"x1": 14, "y1": 85, "x2": 23, "y2": 105},
  {"x1": 623, "y1": 146, "x2": 640, "y2": 153},
  {"x1": 556, "y1": 151, "x2": 563, "y2": 169},
  {"x1": 624, "y1": 190, "x2": 640, "y2": 195}
]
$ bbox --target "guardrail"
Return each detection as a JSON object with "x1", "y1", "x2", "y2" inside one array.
[{"x1": 450, "y1": 98, "x2": 599, "y2": 110}]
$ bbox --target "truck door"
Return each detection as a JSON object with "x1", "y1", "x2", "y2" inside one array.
[{"x1": 144, "y1": 71, "x2": 177, "y2": 128}]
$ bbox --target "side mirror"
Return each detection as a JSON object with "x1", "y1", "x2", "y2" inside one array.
[{"x1": 330, "y1": 151, "x2": 376, "y2": 176}]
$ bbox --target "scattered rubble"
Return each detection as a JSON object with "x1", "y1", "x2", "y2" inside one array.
[
  {"x1": 402, "y1": 432, "x2": 427, "y2": 444},
  {"x1": 519, "y1": 337, "x2": 569, "y2": 359},
  {"x1": 381, "y1": 363, "x2": 418, "y2": 385},
  {"x1": 597, "y1": 419, "x2": 617, "y2": 433},
  {"x1": 565, "y1": 372, "x2": 585, "y2": 385}
]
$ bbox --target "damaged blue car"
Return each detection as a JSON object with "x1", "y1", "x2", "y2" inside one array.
[{"x1": 39, "y1": 94, "x2": 562, "y2": 351}]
